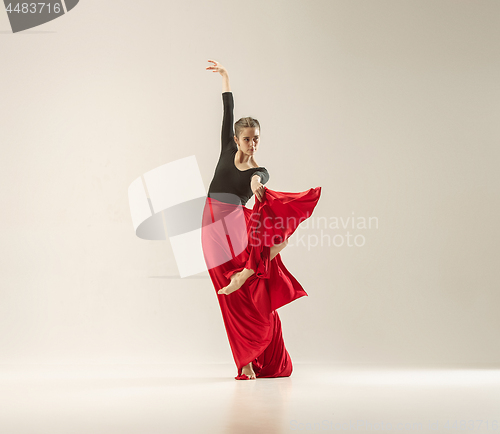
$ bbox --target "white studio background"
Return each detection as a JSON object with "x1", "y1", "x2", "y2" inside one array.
[{"x1": 0, "y1": 0, "x2": 498, "y2": 367}]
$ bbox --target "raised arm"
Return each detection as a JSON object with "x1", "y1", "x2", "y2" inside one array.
[
  {"x1": 221, "y1": 92, "x2": 235, "y2": 150},
  {"x1": 206, "y1": 59, "x2": 235, "y2": 152},
  {"x1": 221, "y1": 73, "x2": 230, "y2": 93},
  {"x1": 207, "y1": 59, "x2": 231, "y2": 92}
]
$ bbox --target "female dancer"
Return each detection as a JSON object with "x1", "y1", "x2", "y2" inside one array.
[{"x1": 201, "y1": 59, "x2": 321, "y2": 380}]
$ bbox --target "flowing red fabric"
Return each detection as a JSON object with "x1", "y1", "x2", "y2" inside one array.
[{"x1": 201, "y1": 186, "x2": 321, "y2": 379}]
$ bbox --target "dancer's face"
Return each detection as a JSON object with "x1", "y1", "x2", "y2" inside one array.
[{"x1": 235, "y1": 128, "x2": 260, "y2": 155}]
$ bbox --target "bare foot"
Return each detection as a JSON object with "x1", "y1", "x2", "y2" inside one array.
[
  {"x1": 218, "y1": 268, "x2": 254, "y2": 295},
  {"x1": 241, "y1": 361, "x2": 256, "y2": 379}
]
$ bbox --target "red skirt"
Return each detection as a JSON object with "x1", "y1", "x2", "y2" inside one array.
[{"x1": 201, "y1": 186, "x2": 322, "y2": 378}]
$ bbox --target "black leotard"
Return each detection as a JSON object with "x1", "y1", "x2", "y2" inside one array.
[{"x1": 207, "y1": 92, "x2": 269, "y2": 206}]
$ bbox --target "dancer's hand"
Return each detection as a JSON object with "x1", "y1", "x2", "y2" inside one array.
[
  {"x1": 207, "y1": 59, "x2": 230, "y2": 92},
  {"x1": 206, "y1": 59, "x2": 228, "y2": 76},
  {"x1": 251, "y1": 176, "x2": 266, "y2": 202}
]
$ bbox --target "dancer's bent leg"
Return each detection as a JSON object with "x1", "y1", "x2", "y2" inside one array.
[
  {"x1": 218, "y1": 239, "x2": 289, "y2": 296},
  {"x1": 218, "y1": 267, "x2": 255, "y2": 295},
  {"x1": 270, "y1": 238, "x2": 289, "y2": 261}
]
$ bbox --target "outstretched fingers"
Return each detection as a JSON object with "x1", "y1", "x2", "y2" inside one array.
[{"x1": 206, "y1": 59, "x2": 218, "y2": 71}]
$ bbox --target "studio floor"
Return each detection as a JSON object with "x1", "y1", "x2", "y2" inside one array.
[{"x1": 0, "y1": 363, "x2": 498, "y2": 433}]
